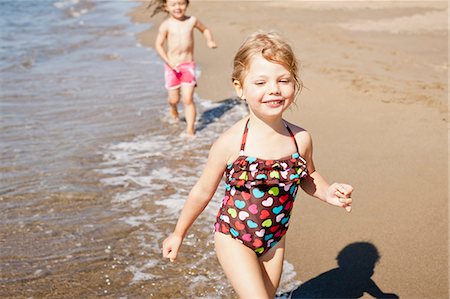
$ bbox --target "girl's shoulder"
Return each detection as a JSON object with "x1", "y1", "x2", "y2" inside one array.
[
  {"x1": 284, "y1": 119, "x2": 308, "y2": 135},
  {"x1": 159, "y1": 18, "x2": 170, "y2": 29},
  {"x1": 284, "y1": 119, "x2": 312, "y2": 148},
  {"x1": 211, "y1": 117, "x2": 247, "y2": 161},
  {"x1": 178, "y1": 15, "x2": 196, "y2": 25}
]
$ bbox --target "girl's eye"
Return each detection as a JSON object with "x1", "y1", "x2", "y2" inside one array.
[
  {"x1": 254, "y1": 81, "x2": 265, "y2": 85},
  {"x1": 279, "y1": 79, "x2": 290, "y2": 83}
]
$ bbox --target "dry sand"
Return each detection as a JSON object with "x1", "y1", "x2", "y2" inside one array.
[{"x1": 130, "y1": 1, "x2": 448, "y2": 298}]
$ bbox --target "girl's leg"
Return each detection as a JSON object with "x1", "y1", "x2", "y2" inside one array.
[
  {"x1": 214, "y1": 233, "x2": 271, "y2": 299},
  {"x1": 180, "y1": 85, "x2": 196, "y2": 135},
  {"x1": 259, "y1": 237, "x2": 286, "y2": 298},
  {"x1": 167, "y1": 88, "x2": 180, "y2": 120}
]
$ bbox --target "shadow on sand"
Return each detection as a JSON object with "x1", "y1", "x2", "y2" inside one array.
[
  {"x1": 196, "y1": 97, "x2": 245, "y2": 132},
  {"x1": 283, "y1": 242, "x2": 399, "y2": 299}
]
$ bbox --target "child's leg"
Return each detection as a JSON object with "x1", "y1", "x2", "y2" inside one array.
[
  {"x1": 214, "y1": 233, "x2": 271, "y2": 299},
  {"x1": 167, "y1": 88, "x2": 180, "y2": 119},
  {"x1": 180, "y1": 85, "x2": 196, "y2": 135},
  {"x1": 259, "y1": 237, "x2": 286, "y2": 298}
]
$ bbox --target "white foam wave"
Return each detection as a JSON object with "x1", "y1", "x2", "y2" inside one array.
[
  {"x1": 99, "y1": 176, "x2": 128, "y2": 187},
  {"x1": 105, "y1": 137, "x2": 168, "y2": 160},
  {"x1": 54, "y1": 0, "x2": 91, "y2": 19},
  {"x1": 121, "y1": 212, "x2": 153, "y2": 227},
  {"x1": 68, "y1": 6, "x2": 90, "y2": 19},
  {"x1": 148, "y1": 167, "x2": 177, "y2": 182},
  {"x1": 53, "y1": 0, "x2": 80, "y2": 9},
  {"x1": 277, "y1": 260, "x2": 302, "y2": 295},
  {"x1": 113, "y1": 189, "x2": 157, "y2": 207},
  {"x1": 154, "y1": 194, "x2": 186, "y2": 215},
  {"x1": 127, "y1": 262, "x2": 158, "y2": 283}
]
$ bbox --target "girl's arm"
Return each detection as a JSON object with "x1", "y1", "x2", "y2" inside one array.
[
  {"x1": 162, "y1": 138, "x2": 229, "y2": 262},
  {"x1": 298, "y1": 131, "x2": 353, "y2": 212},
  {"x1": 154, "y1": 22, "x2": 174, "y2": 68},
  {"x1": 194, "y1": 18, "x2": 217, "y2": 49}
]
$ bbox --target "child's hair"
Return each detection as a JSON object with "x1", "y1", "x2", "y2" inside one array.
[
  {"x1": 147, "y1": 0, "x2": 190, "y2": 17},
  {"x1": 232, "y1": 31, "x2": 302, "y2": 94}
]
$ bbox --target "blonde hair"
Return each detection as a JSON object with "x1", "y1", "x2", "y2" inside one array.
[
  {"x1": 232, "y1": 31, "x2": 302, "y2": 95},
  {"x1": 147, "y1": 0, "x2": 190, "y2": 17}
]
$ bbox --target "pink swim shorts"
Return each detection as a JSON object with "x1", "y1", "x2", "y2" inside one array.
[{"x1": 164, "y1": 61, "x2": 196, "y2": 90}]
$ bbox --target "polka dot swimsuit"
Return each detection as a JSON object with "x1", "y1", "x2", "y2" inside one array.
[{"x1": 214, "y1": 119, "x2": 309, "y2": 256}]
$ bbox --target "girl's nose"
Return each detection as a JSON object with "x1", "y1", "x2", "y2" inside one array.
[{"x1": 268, "y1": 82, "x2": 281, "y2": 95}]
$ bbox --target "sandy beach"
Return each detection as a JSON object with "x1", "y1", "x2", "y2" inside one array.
[{"x1": 131, "y1": 1, "x2": 448, "y2": 298}]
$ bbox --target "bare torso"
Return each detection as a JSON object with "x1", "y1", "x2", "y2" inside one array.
[{"x1": 165, "y1": 16, "x2": 196, "y2": 65}]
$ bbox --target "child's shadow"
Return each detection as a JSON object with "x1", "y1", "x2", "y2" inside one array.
[
  {"x1": 289, "y1": 242, "x2": 399, "y2": 299},
  {"x1": 196, "y1": 97, "x2": 244, "y2": 132}
]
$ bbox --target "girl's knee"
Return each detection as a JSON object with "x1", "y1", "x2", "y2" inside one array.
[
  {"x1": 168, "y1": 97, "x2": 179, "y2": 105},
  {"x1": 167, "y1": 89, "x2": 180, "y2": 105},
  {"x1": 181, "y1": 96, "x2": 194, "y2": 105}
]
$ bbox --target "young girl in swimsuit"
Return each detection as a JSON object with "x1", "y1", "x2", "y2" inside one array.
[{"x1": 162, "y1": 31, "x2": 353, "y2": 298}]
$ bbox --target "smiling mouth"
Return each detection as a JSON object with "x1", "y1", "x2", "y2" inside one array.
[{"x1": 264, "y1": 100, "x2": 284, "y2": 105}]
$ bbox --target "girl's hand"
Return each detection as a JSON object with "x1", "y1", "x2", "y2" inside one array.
[
  {"x1": 162, "y1": 233, "x2": 183, "y2": 262},
  {"x1": 207, "y1": 41, "x2": 217, "y2": 49},
  {"x1": 325, "y1": 183, "x2": 353, "y2": 212},
  {"x1": 171, "y1": 66, "x2": 180, "y2": 74}
]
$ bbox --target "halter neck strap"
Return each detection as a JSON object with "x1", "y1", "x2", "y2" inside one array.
[{"x1": 239, "y1": 118, "x2": 299, "y2": 155}]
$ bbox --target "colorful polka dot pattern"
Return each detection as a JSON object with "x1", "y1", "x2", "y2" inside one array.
[{"x1": 214, "y1": 120, "x2": 309, "y2": 256}]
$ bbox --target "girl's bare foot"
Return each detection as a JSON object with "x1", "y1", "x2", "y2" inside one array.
[
  {"x1": 186, "y1": 128, "x2": 195, "y2": 136},
  {"x1": 180, "y1": 131, "x2": 196, "y2": 139}
]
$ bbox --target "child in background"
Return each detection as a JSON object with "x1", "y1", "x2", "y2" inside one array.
[
  {"x1": 162, "y1": 31, "x2": 353, "y2": 298},
  {"x1": 149, "y1": 0, "x2": 217, "y2": 136}
]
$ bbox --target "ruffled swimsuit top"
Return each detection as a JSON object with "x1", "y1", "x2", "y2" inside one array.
[{"x1": 214, "y1": 119, "x2": 309, "y2": 256}]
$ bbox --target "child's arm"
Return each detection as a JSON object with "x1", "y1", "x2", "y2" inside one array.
[
  {"x1": 365, "y1": 279, "x2": 399, "y2": 298},
  {"x1": 155, "y1": 21, "x2": 175, "y2": 69},
  {"x1": 194, "y1": 18, "x2": 217, "y2": 49},
  {"x1": 162, "y1": 138, "x2": 229, "y2": 262},
  {"x1": 299, "y1": 131, "x2": 353, "y2": 212}
]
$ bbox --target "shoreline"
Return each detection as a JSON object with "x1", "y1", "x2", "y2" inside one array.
[{"x1": 129, "y1": 1, "x2": 448, "y2": 298}]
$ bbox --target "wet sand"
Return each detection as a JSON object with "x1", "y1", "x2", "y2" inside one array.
[{"x1": 131, "y1": 1, "x2": 448, "y2": 298}]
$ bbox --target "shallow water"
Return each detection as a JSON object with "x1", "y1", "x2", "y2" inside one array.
[{"x1": 0, "y1": 1, "x2": 300, "y2": 297}]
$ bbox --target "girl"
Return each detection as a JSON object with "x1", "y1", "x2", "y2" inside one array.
[
  {"x1": 149, "y1": 0, "x2": 217, "y2": 135},
  {"x1": 162, "y1": 31, "x2": 353, "y2": 298}
]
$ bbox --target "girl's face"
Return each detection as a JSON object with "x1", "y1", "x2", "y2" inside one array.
[
  {"x1": 234, "y1": 53, "x2": 295, "y2": 118},
  {"x1": 165, "y1": 0, "x2": 188, "y2": 20}
]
